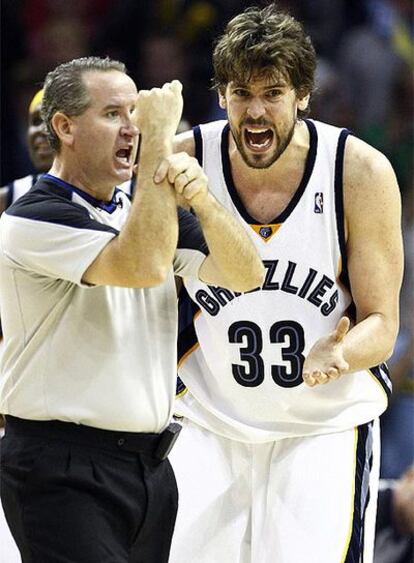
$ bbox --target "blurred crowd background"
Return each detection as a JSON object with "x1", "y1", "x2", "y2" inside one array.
[
  {"x1": 0, "y1": 0, "x2": 413, "y2": 558},
  {"x1": 1, "y1": 0, "x2": 413, "y2": 193}
]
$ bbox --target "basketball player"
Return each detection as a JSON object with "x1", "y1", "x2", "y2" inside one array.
[
  {"x1": 0, "y1": 57, "x2": 263, "y2": 563},
  {"x1": 169, "y1": 5, "x2": 404, "y2": 563}
]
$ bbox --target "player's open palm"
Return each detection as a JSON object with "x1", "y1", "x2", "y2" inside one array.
[
  {"x1": 134, "y1": 80, "x2": 183, "y2": 139},
  {"x1": 302, "y1": 317, "x2": 350, "y2": 387}
]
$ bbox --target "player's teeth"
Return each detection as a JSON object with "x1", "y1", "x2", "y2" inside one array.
[
  {"x1": 247, "y1": 128, "x2": 269, "y2": 133},
  {"x1": 251, "y1": 141, "x2": 269, "y2": 147}
]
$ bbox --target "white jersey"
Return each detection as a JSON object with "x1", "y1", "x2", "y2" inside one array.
[
  {"x1": 176, "y1": 119, "x2": 391, "y2": 442},
  {"x1": 0, "y1": 174, "x2": 41, "y2": 209}
]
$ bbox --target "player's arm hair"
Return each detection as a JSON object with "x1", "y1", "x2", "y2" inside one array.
[
  {"x1": 192, "y1": 192, "x2": 264, "y2": 292},
  {"x1": 340, "y1": 135, "x2": 404, "y2": 370},
  {"x1": 173, "y1": 131, "x2": 196, "y2": 210},
  {"x1": 173, "y1": 130, "x2": 263, "y2": 292}
]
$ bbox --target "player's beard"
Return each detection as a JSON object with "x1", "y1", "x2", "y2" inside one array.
[{"x1": 230, "y1": 119, "x2": 296, "y2": 169}]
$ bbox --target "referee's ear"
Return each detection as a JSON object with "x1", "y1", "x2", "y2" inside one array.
[{"x1": 51, "y1": 112, "x2": 75, "y2": 148}]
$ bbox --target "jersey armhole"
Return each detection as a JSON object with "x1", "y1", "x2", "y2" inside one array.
[
  {"x1": 193, "y1": 125, "x2": 203, "y2": 166},
  {"x1": 334, "y1": 129, "x2": 350, "y2": 291}
]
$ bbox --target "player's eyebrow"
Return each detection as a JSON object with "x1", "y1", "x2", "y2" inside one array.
[
  {"x1": 231, "y1": 80, "x2": 288, "y2": 89},
  {"x1": 263, "y1": 83, "x2": 288, "y2": 89},
  {"x1": 102, "y1": 103, "x2": 122, "y2": 110}
]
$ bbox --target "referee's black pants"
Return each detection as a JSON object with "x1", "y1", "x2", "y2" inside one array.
[{"x1": 0, "y1": 416, "x2": 179, "y2": 563}]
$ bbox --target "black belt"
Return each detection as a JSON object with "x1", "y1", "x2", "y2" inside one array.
[{"x1": 4, "y1": 415, "x2": 181, "y2": 461}]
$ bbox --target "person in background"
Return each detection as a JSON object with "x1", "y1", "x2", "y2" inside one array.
[
  {"x1": 0, "y1": 89, "x2": 53, "y2": 214},
  {"x1": 168, "y1": 5, "x2": 404, "y2": 563},
  {"x1": 0, "y1": 56, "x2": 264, "y2": 563},
  {"x1": 375, "y1": 465, "x2": 414, "y2": 563}
]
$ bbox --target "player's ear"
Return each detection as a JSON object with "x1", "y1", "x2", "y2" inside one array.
[
  {"x1": 51, "y1": 112, "x2": 75, "y2": 148},
  {"x1": 297, "y1": 93, "x2": 310, "y2": 112},
  {"x1": 218, "y1": 90, "x2": 227, "y2": 110}
]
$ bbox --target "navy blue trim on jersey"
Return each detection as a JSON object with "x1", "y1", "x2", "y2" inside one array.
[
  {"x1": 6, "y1": 177, "x2": 119, "y2": 235},
  {"x1": 176, "y1": 377, "x2": 187, "y2": 395},
  {"x1": 334, "y1": 130, "x2": 350, "y2": 292},
  {"x1": 177, "y1": 207, "x2": 209, "y2": 254},
  {"x1": 344, "y1": 421, "x2": 373, "y2": 563},
  {"x1": 31, "y1": 173, "x2": 41, "y2": 187},
  {"x1": 6, "y1": 182, "x2": 14, "y2": 208},
  {"x1": 176, "y1": 285, "x2": 201, "y2": 394},
  {"x1": 193, "y1": 126, "x2": 203, "y2": 166},
  {"x1": 370, "y1": 363, "x2": 392, "y2": 397},
  {"x1": 221, "y1": 120, "x2": 318, "y2": 225},
  {"x1": 43, "y1": 173, "x2": 124, "y2": 214}
]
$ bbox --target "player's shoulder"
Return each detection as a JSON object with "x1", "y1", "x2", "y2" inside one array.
[
  {"x1": 6, "y1": 176, "x2": 85, "y2": 222},
  {"x1": 173, "y1": 120, "x2": 228, "y2": 156},
  {"x1": 174, "y1": 129, "x2": 196, "y2": 156},
  {"x1": 343, "y1": 135, "x2": 399, "y2": 215},
  {"x1": 344, "y1": 135, "x2": 394, "y2": 180},
  {"x1": 0, "y1": 174, "x2": 40, "y2": 214},
  {"x1": 0, "y1": 173, "x2": 35, "y2": 198},
  {"x1": 12, "y1": 174, "x2": 37, "y2": 190}
]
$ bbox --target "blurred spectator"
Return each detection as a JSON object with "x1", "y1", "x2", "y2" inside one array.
[
  {"x1": 311, "y1": 57, "x2": 353, "y2": 127},
  {"x1": 0, "y1": 0, "x2": 114, "y2": 186},
  {"x1": 380, "y1": 186, "x2": 414, "y2": 480},
  {"x1": 375, "y1": 465, "x2": 414, "y2": 563},
  {"x1": 337, "y1": 0, "x2": 411, "y2": 138},
  {"x1": 0, "y1": 89, "x2": 53, "y2": 214},
  {"x1": 137, "y1": 33, "x2": 189, "y2": 89},
  {"x1": 1, "y1": 0, "x2": 30, "y2": 186},
  {"x1": 91, "y1": 0, "x2": 257, "y2": 124}
]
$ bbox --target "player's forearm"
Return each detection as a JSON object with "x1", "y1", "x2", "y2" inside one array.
[
  {"x1": 193, "y1": 193, "x2": 264, "y2": 291},
  {"x1": 342, "y1": 312, "x2": 399, "y2": 372}
]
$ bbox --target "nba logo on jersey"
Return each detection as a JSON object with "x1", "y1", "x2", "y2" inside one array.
[
  {"x1": 314, "y1": 192, "x2": 324, "y2": 213},
  {"x1": 259, "y1": 226, "x2": 273, "y2": 239}
]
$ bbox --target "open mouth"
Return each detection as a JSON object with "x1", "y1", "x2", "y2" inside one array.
[
  {"x1": 115, "y1": 146, "x2": 133, "y2": 166},
  {"x1": 33, "y1": 135, "x2": 53, "y2": 154},
  {"x1": 243, "y1": 128, "x2": 274, "y2": 152},
  {"x1": 35, "y1": 143, "x2": 53, "y2": 155}
]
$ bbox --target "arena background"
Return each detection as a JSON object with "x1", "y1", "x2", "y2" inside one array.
[{"x1": 0, "y1": 1, "x2": 413, "y2": 562}]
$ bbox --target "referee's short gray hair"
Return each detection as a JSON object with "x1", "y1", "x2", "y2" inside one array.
[{"x1": 41, "y1": 56, "x2": 126, "y2": 152}]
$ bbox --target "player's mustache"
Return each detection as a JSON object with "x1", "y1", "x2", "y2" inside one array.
[{"x1": 241, "y1": 118, "x2": 273, "y2": 128}]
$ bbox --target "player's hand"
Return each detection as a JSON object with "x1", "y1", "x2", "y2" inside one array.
[
  {"x1": 134, "y1": 80, "x2": 183, "y2": 139},
  {"x1": 302, "y1": 316, "x2": 350, "y2": 387},
  {"x1": 154, "y1": 153, "x2": 209, "y2": 205}
]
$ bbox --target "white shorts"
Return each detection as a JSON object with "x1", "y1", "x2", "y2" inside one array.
[{"x1": 169, "y1": 418, "x2": 380, "y2": 563}]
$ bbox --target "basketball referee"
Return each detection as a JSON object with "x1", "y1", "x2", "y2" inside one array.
[{"x1": 0, "y1": 56, "x2": 264, "y2": 563}]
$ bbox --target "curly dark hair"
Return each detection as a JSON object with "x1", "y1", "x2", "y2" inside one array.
[{"x1": 212, "y1": 4, "x2": 316, "y2": 107}]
